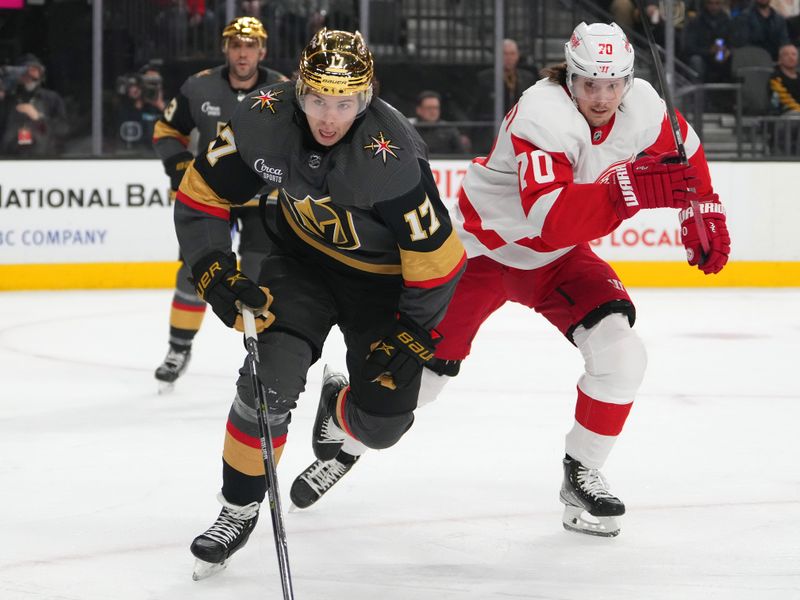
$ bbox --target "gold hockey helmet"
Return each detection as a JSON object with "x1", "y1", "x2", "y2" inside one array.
[
  {"x1": 222, "y1": 16, "x2": 268, "y2": 48},
  {"x1": 296, "y1": 28, "x2": 374, "y2": 113}
]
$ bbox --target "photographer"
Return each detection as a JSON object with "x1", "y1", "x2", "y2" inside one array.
[
  {"x1": 0, "y1": 55, "x2": 68, "y2": 157},
  {"x1": 113, "y1": 62, "x2": 165, "y2": 155}
]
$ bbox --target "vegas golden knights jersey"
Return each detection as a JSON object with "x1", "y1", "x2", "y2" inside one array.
[
  {"x1": 153, "y1": 65, "x2": 287, "y2": 161},
  {"x1": 174, "y1": 80, "x2": 466, "y2": 329}
]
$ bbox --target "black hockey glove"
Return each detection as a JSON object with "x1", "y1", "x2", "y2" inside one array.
[
  {"x1": 363, "y1": 315, "x2": 440, "y2": 390},
  {"x1": 191, "y1": 251, "x2": 274, "y2": 333},
  {"x1": 163, "y1": 150, "x2": 194, "y2": 191}
]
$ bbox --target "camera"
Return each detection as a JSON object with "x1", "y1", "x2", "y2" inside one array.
[
  {"x1": 115, "y1": 73, "x2": 140, "y2": 97},
  {"x1": 0, "y1": 64, "x2": 27, "y2": 91}
]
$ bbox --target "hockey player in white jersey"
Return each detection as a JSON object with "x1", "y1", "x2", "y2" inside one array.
[{"x1": 291, "y1": 22, "x2": 730, "y2": 537}]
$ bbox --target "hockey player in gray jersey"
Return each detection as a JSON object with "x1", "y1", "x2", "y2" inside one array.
[
  {"x1": 152, "y1": 16, "x2": 287, "y2": 392},
  {"x1": 175, "y1": 28, "x2": 466, "y2": 579}
]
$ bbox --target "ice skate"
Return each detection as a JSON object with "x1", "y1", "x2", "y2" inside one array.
[
  {"x1": 290, "y1": 451, "x2": 360, "y2": 510},
  {"x1": 559, "y1": 455, "x2": 625, "y2": 537},
  {"x1": 155, "y1": 346, "x2": 191, "y2": 393},
  {"x1": 312, "y1": 365, "x2": 349, "y2": 460},
  {"x1": 190, "y1": 493, "x2": 259, "y2": 581}
]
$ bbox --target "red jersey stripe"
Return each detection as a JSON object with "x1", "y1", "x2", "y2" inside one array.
[
  {"x1": 176, "y1": 190, "x2": 230, "y2": 220},
  {"x1": 404, "y1": 252, "x2": 466, "y2": 289},
  {"x1": 458, "y1": 189, "x2": 507, "y2": 250},
  {"x1": 226, "y1": 420, "x2": 286, "y2": 450},
  {"x1": 171, "y1": 300, "x2": 206, "y2": 312}
]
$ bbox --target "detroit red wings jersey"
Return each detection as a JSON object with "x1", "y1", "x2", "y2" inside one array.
[{"x1": 454, "y1": 77, "x2": 714, "y2": 270}]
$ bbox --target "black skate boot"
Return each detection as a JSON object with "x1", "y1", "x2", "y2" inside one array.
[
  {"x1": 155, "y1": 346, "x2": 191, "y2": 393},
  {"x1": 190, "y1": 493, "x2": 259, "y2": 580},
  {"x1": 559, "y1": 454, "x2": 625, "y2": 537},
  {"x1": 290, "y1": 451, "x2": 360, "y2": 510},
  {"x1": 312, "y1": 365, "x2": 349, "y2": 460}
]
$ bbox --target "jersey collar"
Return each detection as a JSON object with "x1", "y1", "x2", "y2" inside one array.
[{"x1": 590, "y1": 114, "x2": 616, "y2": 145}]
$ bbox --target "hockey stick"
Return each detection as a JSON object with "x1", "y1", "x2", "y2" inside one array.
[
  {"x1": 242, "y1": 307, "x2": 295, "y2": 600},
  {"x1": 632, "y1": 0, "x2": 711, "y2": 257}
]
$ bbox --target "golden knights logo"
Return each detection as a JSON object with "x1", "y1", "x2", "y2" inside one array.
[
  {"x1": 364, "y1": 131, "x2": 400, "y2": 164},
  {"x1": 250, "y1": 89, "x2": 284, "y2": 113},
  {"x1": 284, "y1": 191, "x2": 361, "y2": 250}
]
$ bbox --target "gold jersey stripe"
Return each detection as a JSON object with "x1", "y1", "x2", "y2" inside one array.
[
  {"x1": 280, "y1": 202, "x2": 403, "y2": 275},
  {"x1": 223, "y1": 431, "x2": 285, "y2": 476},
  {"x1": 153, "y1": 120, "x2": 189, "y2": 145},
  {"x1": 179, "y1": 163, "x2": 232, "y2": 214},
  {"x1": 399, "y1": 229, "x2": 466, "y2": 284}
]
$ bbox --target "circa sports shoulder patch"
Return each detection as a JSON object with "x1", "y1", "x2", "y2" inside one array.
[
  {"x1": 363, "y1": 131, "x2": 400, "y2": 164},
  {"x1": 250, "y1": 88, "x2": 284, "y2": 114}
]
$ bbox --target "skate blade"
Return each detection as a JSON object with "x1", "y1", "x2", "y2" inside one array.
[
  {"x1": 561, "y1": 506, "x2": 620, "y2": 537},
  {"x1": 192, "y1": 558, "x2": 227, "y2": 581},
  {"x1": 157, "y1": 380, "x2": 176, "y2": 395}
]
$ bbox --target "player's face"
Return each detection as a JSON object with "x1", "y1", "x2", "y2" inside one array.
[
  {"x1": 226, "y1": 37, "x2": 265, "y2": 82},
  {"x1": 572, "y1": 76, "x2": 626, "y2": 127},
  {"x1": 302, "y1": 92, "x2": 360, "y2": 146}
]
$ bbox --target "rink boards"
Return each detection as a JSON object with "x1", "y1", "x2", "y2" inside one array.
[{"x1": 0, "y1": 159, "x2": 797, "y2": 289}]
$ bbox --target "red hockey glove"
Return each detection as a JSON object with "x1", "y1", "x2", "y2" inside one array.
[
  {"x1": 610, "y1": 152, "x2": 701, "y2": 219},
  {"x1": 192, "y1": 251, "x2": 275, "y2": 332},
  {"x1": 679, "y1": 196, "x2": 730, "y2": 275}
]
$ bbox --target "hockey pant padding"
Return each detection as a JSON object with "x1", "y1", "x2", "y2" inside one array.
[
  {"x1": 221, "y1": 332, "x2": 312, "y2": 504},
  {"x1": 416, "y1": 367, "x2": 453, "y2": 409},
  {"x1": 565, "y1": 313, "x2": 647, "y2": 469},
  {"x1": 168, "y1": 261, "x2": 206, "y2": 347},
  {"x1": 339, "y1": 388, "x2": 414, "y2": 450}
]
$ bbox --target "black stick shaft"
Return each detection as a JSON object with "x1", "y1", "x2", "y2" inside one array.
[
  {"x1": 633, "y1": 1, "x2": 710, "y2": 254},
  {"x1": 243, "y1": 309, "x2": 295, "y2": 600}
]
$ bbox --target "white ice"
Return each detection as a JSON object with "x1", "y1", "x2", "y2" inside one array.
[{"x1": 0, "y1": 288, "x2": 798, "y2": 600}]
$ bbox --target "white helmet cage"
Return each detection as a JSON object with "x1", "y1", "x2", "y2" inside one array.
[{"x1": 564, "y1": 22, "x2": 635, "y2": 100}]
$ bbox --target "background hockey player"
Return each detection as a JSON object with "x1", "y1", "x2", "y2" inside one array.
[
  {"x1": 152, "y1": 16, "x2": 287, "y2": 391},
  {"x1": 291, "y1": 22, "x2": 730, "y2": 538},
  {"x1": 173, "y1": 28, "x2": 466, "y2": 579}
]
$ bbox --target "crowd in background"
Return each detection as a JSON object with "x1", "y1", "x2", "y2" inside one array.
[{"x1": 1, "y1": 0, "x2": 800, "y2": 158}]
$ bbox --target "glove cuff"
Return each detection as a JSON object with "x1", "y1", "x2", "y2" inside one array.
[
  {"x1": 609, "y1": 163, "x2": 641, "y2": 219},
  {"x1": 191, "y1": 251, "x2": 236, "y2": 299},
  {"x1": 163, "y1": 150, "x2": 194, "y2": 190},
  {"x1": 397, "y1": 314, "x2": 440, "y2": 346}
]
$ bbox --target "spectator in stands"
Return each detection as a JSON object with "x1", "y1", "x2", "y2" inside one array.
[
  {"x1": 770, "y1": 43, "x2": 800, "y2": 112},
  {"x1": 472, "y1": 38, "x2": 538, "y2": 153},
  {"x1": 786, "y1": 10, "x2": 800, "y2": 46},
  {"x1": 408, "y1": 90, "x2": 470, "y2": 155},
  {"x1": 476, "y1": 39, "x2": 538, "y2": 115},
  {"x1": 683, "y1": 0, "x2": 734, "y2": 83},
  {"x1": 113, "y1": 63, "x2": 165, "y2": 154},
  {"x1": 0, "y1": 55, "x2": 67, "y2": 156},
  {"x1": 240, "y1": 0, "x2": 312, "y2": 59},
  {"x1": 730, "y1": 0, "x2": 790, "y2": 59},
  {"x1": 637, "y1": 0, "x2": 696, "y2": 52},
  {"x1": 154, "y1": 0, "x2": 217, "y2": 57}
]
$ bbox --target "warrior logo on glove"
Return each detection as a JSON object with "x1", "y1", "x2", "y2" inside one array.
[{"x1": 679, "y1": 196, "x2": 730, "y2": 275}]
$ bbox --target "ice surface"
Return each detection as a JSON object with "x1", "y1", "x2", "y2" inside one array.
[{"x1": 0, "y1": 289, "x2": 798, "y2": 599}]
